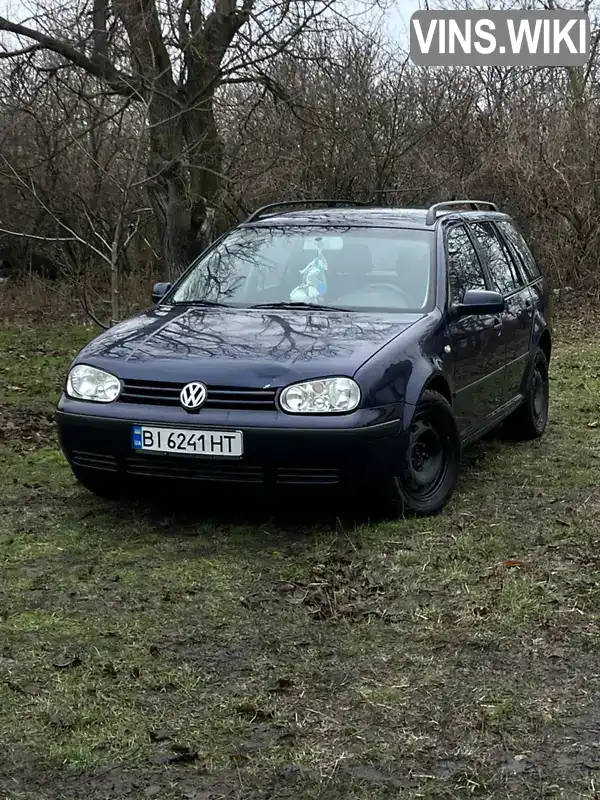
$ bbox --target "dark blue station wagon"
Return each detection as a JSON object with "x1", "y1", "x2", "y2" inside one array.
[{"x1": 56, "y1": 200, "x2": 552, "y2": 517}]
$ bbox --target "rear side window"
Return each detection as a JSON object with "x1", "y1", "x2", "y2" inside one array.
[
  {"x1": 469, "y1": 221, "x2": 523, "y2": 296},
  {"x1": 496, "y1": 220, "x2": 541, "y2": 282},
  {"x1": 445, "y1": 224, "x2": 486, "y2": 303}
]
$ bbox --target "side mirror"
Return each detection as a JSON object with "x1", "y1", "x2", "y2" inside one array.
[
  {"x1": 455, "y1": 288, "x2": 505, "y2": 317},
  {"x1": 152, "y1": 281, "x2": 171, "y2": 304}
]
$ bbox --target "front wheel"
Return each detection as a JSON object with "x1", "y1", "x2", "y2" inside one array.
[
  {"x1": 378, "y1": 390, "x2": 461, "y2": 518},
  {"x1": 504, "y1": 348, "x2": 549, "y2": 441}
]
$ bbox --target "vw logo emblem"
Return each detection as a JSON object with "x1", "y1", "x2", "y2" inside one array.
[{"x1": 180, "y1": 381, "x2": 207, "y2": 411}]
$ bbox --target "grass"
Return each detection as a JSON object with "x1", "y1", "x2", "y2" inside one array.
[{"x1": 2, "y1": 309, "x2": 600, "y2": 799}]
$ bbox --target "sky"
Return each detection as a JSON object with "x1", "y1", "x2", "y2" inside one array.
[
  {"x1": 388, "y1": 0, "x2": 423, "y2": 44},
  {"x1": 0, "y1": 0, "x2": 423, "y2": 49}
]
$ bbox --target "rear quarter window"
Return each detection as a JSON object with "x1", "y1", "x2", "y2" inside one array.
[
  {"x1": 496, "y1": 221, "x2": 541, "y2": 283},
  {"x1": 469, "y1": 221, "x2": 523, "y2": 296}
]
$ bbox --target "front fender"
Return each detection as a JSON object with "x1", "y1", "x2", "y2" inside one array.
[
  {"x1": 354, "y1": 310, "x2": 453, "y2": 429},
  {"x1": 401, "y1": 363, "x2": 452, "y2": 432}
]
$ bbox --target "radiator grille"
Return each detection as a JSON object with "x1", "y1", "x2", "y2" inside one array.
[
  {"x1": 71, "y1": 450, "x2": 119, "y2": 472},
  {"x1": 72, "y1": 451, "x2": 341, "y2": 486},
  {"x1": 125, "y1": 455, "x2": 264, "y2": 483},
  {"x1": 120, "y1": 380, "x2": 277, "y2": 410}
]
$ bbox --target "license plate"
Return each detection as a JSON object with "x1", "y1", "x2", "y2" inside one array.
[{"x1": 132, "y1": 425, "x2": 243, "y2": 457}]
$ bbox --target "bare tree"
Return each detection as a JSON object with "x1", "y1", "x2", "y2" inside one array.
[
  {"x1": 0, "y1": 66, "x2": 155, "y2": 325},
  {"x1": 4, "y1": 0, "x2": 600, "y2": 305},
  {"x1": 0, "y1": 0, "x2": 385, "y2": 279}
]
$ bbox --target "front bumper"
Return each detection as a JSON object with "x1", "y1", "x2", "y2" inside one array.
[{"x1": 56, "y1": 397, "x2": 407, "y2": 487}]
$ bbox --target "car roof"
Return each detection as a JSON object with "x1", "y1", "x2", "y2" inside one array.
[{"x1": 239, "y1": 206, "x2": 514, "y2": 231}]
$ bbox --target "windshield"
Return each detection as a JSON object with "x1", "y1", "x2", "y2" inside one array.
[{"x1": 169, "y1": 226, "x2": 435, "y2": 312}]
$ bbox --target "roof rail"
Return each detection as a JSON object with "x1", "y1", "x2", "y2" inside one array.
[
  {"x1": 244, "y1": 199, "x2": 368, "y2": 224},
  {"x1": 425, "y1": 200, "x2": 499, "y2": 226}
]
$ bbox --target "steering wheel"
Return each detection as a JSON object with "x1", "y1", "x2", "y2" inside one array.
[{"x1": 364, "y1": 282, "x2": 413, "y2": 306}]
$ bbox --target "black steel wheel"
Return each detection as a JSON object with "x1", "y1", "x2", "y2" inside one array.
[
  {"x1": 504, "y1": 348, "x2": 549, "y2": 440},
  {"x1": 378, "y1": 390, "x2": 461, "y2": 518}
]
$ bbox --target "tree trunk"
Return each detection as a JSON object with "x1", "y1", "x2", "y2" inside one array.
[
  {"x1": 1, "y1": 0, "x2": 248, "y2": 282},
  {"x1": 146, "y1": 92, "x2": 222, "y2": 282},
  {"x1": 110, "y1": 235, "x2": 120, "y2": 325}
]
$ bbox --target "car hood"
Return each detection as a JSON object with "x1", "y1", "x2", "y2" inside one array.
[{"x1": 76, "y1": 305, "x2": 423, "y2": 387}]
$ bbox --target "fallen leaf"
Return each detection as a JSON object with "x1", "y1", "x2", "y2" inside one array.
[
  {"x1": 229, "y1": 752, "x2": 251, "y2": 764},
  {"x1": 549, "y1": 648, "x2": 567, "y2": 659},
  {"x1": 47, "y1": 715, "x2": 72, "y2": 730},
  {"x1": 503, "y1": 560, "x2": 524, "y2": 568},
  {"x1": 278, "y1": 763, "x2": 313, "y2": 781},
  {"x1": 150, "y1": 745, "x2": 198, "y2": 765},
  {"x1": 5, "y1": 680, "x2": 40, "y2": 695},
  {"x1": 150, "y1": 755, "x2": 173, "y2": 766},
  {"x1": 235, "y1": 702, "x2": 274, "y2": 720},
  {"x1": 268, "y1": 677, "x2": 295, "y2": 693},
  {"x1": 52, "y1": 656, "x2": 82, "y2": 669},
  {"x1": 172, "y1": 742, "x2": 194, "y2": 754},
  {"x1": 149, "y1": 728, "x2": 173, "y2": 742}
]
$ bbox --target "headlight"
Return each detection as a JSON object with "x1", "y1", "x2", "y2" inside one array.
[
  {"x1": 66, "y1": 364, "x2": 121, "y2": 403},
  {"x1": 279, "y1": 377, "x2": 361, "y2": 414}
]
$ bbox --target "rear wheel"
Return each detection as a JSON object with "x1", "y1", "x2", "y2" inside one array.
[
  {"x1": 71, "y1": 465, "x2": 125, "y2": 501},
  {"x1": 504, "y1": 348, "x2": 549, "y2": 440},
  {"x1": 378, "y1": 390, "x2": 461, "y2": 518}
]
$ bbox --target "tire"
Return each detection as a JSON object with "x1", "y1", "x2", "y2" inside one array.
[
  {"x1": 504, "y1": 348, "x2": 549, "y2": 441},
  {"x1": 71, "y1": 465, "x2": 125, "y2": 501},
  {"x1": 377, "y1": 390, "x2": 461, "y2": 518}
]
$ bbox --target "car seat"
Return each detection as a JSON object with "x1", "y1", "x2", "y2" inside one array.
[
  {"x1": 324, "y1": 244, "x2": 375, "y2": 301},
  {"x1": 395, "y1": 247, "x2": 430, "y2": 309}
]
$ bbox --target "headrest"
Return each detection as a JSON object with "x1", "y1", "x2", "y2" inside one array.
[{"x1": 323, "y1": 244, "x2": 374, "y2": 275}]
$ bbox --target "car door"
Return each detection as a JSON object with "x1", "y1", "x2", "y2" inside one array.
[
  {"x1": 495, "y1": 217, "x2": 549, "y2": 339},
  {"x1": 468, "y1": 220, "x2": 534, "y2": 403},
  {"x1": 445, "y1": 223, "x2": 506, "y2": 436}
]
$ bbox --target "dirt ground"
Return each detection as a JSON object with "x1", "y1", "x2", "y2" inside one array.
[{"x1": 2, "y1": 306, "x2": 600, "y2": 799}]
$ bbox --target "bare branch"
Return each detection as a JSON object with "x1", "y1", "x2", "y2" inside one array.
[
  {"x1": 0, "y1": 43, "x2": 43, "y2": 58},
  {"x1": 0, "y1": 15, "x2": 141, "y2": 96},
  {"x1": 0, "y1": 227, "x2": 79, "y2": 242}
]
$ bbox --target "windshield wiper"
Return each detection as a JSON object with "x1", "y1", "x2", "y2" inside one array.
[
  {"x1": 250, "y1": 301, "x2": 350, "y2": 312},
  {"x1": 173, "y1": 300, "x2": 231, "y2": 308}
]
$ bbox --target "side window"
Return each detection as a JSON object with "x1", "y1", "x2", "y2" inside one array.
[
  {"x1": 470, "y1": 221, "x2": 523, "y2": 296},
  {"x1": 445, "y1": 224, "x2": 486, "y2": 304},
  {"x1": 496, "y1": 221, "x2": 541, "y2": 283}
]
